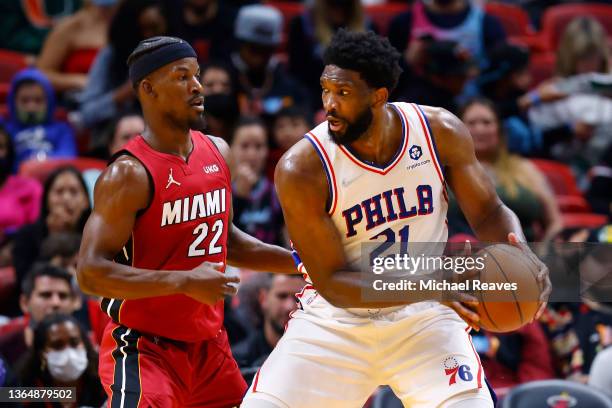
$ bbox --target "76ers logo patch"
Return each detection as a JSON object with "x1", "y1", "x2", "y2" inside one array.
[{"x1": 443, "y1": 357, "x2": 473, "y2": 385}]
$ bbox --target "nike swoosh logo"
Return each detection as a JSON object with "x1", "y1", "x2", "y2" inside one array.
[{"x1": 342, "y1": 174, "x2": 363, "y2": 187}]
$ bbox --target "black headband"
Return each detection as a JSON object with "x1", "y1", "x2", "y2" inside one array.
[{"x1": 128, "y1": 40, "x2": 197, "y2": 85}]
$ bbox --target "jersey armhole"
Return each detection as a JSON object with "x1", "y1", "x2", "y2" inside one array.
[
  {"x1": 109, "y1": 150, "x2": 155, "y2": 218},
  {"x1": 203, "y1": 134, "x2": 232, "y2": 184},
  {"x1": 304, "y1": 134, "x2": 337, "y2": 215}
]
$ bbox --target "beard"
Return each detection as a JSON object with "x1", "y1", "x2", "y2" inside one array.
[
  {"x1": 188, "y1": 112, "x2": 207, "y2": 131},
  {"x1": 328, "y1": 106, "x2": 373, "y2": 146}
]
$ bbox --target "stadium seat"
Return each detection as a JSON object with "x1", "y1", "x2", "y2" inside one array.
[
  {"x1": 19, "y1": 157, "x2": 107, "y2": 183},
  {"x1": 530, "y1": 159, "x2": 583, "y2": 197},
  {"x1": 528, "y1": 52, "x2": 556, "y2": 87},
  {"x1": 484, "y1": 2, "x2": 534, "y2": 38},
  {"x1": 0, "y1": 266, "x2": 16, "y2": 311},
  {"x1": 540, "y1": 3, "x2": 612, "y2": 51},
  {"x1": 502, "y1": 379, "x2": 612, "y2": 408},
  {"x1": 0, "y1": 49, "x2": 28, "y2": 82},
  {"x1": 561, "y1": 213, "x2": 608, "y2": 230},
  {"x1": 0, "y1": 82, "x2": 10, "y2": 105},
  {"x1": 264, "y1": 1, "x2": 305, "y2": 52},
  {"x1": 365, "y1": 3, "x2": 410, "y2": 36}
]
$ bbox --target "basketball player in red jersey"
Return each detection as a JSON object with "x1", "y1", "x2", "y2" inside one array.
[{"x1": 77, "y1": 37, "x2": 296, "y2": 407}]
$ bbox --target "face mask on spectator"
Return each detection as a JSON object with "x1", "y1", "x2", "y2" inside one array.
[
  {"x1": 17, "y1": 109, "x2": 46, "y2": 126},
  {"x1": 205, "y1": 93, "x2": 239, "y2": 120},
  {"x1": 45, "y1": 347, "x2": 88, "y2": 382}
]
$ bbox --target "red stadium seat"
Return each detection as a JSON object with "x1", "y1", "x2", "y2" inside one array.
[
  {"x1": 530, "y1": 159, "x2": 593, "y2": 213},
  {"x1": 529, "y1": 52, "x2": 556, "y2": 87},
  {"x1": 365, "y1": 3, "x2": 410, "y2": 36},
  {"x1": 0, "y1": 266, "x2": 16, "y2": 310},
  {"x1": 0, "y1": 82, "x2": 10, "y2": 105},
  {"x1": 485, "y1": 2, "x2": 534, "y2": 37},
  {"x1": 19, "y1": 157, "x2": 107, "y2": 183},
  {"x1": 264, "y1": 1, "x2": 305, "y2": 52},
  {"x1": 0, "y1": 49, "x2": 28, "y2": 82},
  {"x1": 561, "y1": 213, "x2": 608, "y2": 229},
  {"x1": 540, "y1": 3, "x2": 612, "y2": 50},
  {"x1": 530, "y1": 159, "x2": 582, "y2": 197}
]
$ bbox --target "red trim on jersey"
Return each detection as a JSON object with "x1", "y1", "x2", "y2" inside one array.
[
  {"x1": 307, "y1": 132, "x2": 339, "y2": 215},
  {"x1": 465, "y1": 326, "x2": 484, "y2": 388},
  {"x1": 411, "y1": 104, "x2": 444, "y2": 184},
  {"x1": 296, "y1": 284, "x2": 315, "y2": 299},
  {"x1": 337, "y1": 105, "x2": 409, "y2": 175}
]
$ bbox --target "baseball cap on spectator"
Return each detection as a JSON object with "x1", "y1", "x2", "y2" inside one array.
[
  {"x1": 235, "y1": 5, "x2": 283, "y2": 47},
  {"x1": 424, "y1": 40, "x2": 474, "y2": 76}
]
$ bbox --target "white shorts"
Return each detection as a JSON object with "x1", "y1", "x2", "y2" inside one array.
[{"x1": 242, "y1": 288, "x2": 493, "y2": 408}]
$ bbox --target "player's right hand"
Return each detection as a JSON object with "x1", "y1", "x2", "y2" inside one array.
[{"x1": 183, "y1": 262, "x2": 240, "y2": 305}]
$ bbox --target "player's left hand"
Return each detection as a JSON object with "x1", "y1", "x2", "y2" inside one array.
[{"x1": 508, "y1": 232, "x2": 552, "y2": 321}]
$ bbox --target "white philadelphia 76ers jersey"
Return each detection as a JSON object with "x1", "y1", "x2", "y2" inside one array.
[{"x1": 303, "y1": 102, "x2": 448, "y2": 273}]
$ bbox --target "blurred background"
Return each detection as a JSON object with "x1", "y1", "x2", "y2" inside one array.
[{"x1": 0, "y1": 0, "x2": 610, "y2": 406}]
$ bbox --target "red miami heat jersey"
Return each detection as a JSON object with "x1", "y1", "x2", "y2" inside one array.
[{"x1": 101, "y1": 131, "x2": 231, "y2": 342}]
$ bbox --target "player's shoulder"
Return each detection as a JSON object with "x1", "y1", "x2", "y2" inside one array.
[
  {"x1": 94, "y1": 155, "x2": 150, "y2": 209},
  {"x1": 196, "y1": 131, "x2": 230, "y2": 157},
  {"x1": 276, "y1": 134, "x2": 326, "y2": 186},
  {"x1": 101, "y1": 155, "x2": 149, "y2": 187},
  {"x1": 417, "y1": 105, "x2": 473, "y2": 165}
]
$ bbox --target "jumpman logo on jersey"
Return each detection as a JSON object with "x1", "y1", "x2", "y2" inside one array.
[{"x1": 166, "y1": 168, "x2": 181, "y2": 189}]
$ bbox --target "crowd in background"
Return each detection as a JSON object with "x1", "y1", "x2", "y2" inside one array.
[{"x1": 0, "y1": 0, "x2": 611, "y2": 406}]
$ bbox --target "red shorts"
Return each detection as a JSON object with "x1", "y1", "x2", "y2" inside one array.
[{"x1": 99, "y1": 322, "x2": 247, "y2": 407}]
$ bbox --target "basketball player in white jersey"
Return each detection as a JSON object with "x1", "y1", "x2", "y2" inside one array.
[{"x1": 241, "y1": 29, "x2": 551, "y2": 408}]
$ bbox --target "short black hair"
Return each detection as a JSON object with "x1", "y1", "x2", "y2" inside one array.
[
  {"x1": 21, "y1": 263, "x2": 74, "y2": 298},
  {"x1": 39, "y1": 232, "x2": 82, "y2": 261},
  {"x1": 230, "y1": 116, "x2": 268, "y2": 145},
  {"x1": 323, "y1": 29, "x2": 402, "y2": 93}
]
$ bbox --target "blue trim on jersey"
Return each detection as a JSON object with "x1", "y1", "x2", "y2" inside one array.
[
  {"x1": 416, "y1": 104, "x2": 445, "y2": 179},
  {"x1": 341, "y1": 103, "x2": 407, "y2": 171},
  {"x1": 305, "y1": 134, "x2": 335, "y2": 214}
]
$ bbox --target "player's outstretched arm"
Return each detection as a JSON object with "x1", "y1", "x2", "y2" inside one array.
[
  {"x1": 77, "y1": 156, "x2": 238, "y2": 304},
  {"x1": 425, "y1": 106, "x2": 551, "y2": 316},
  {"x1": 207, "y1": 135, "x2": 296, "y2": 274}
]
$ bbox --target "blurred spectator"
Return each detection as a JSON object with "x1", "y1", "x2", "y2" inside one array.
[
  {"x1": 232, "y1": 273, "x2": 304, "y2": 370},
  {"x1": 90, "y1": 112, "x2": 145, "y2": 161},
  {"x1": 473, "y1": 322, "x2": 556, "y2": 391},
  {"x1": 2, "y1": 68, "x2": 77, "y2": 170},
  {"x1": 78, "y1": 0, "x2": 167, "y2": 129},
  {"x1": 479, "y1": 44, "x2": 540, "y2": 155},
  {"x1": 585, "y1": 144, "x2": 612, "y2": 218},
  {"x1": 162, "y1": 0, "x2": 238, "y2": 63},
  {"x1": 388, "y1": 0, "x2": 506, "y2": 98},
  {"x1": 288, "y1": 0, "x2": 377, "y2": 110},
  {"x1": 36, "y1": 0, "x2": 118, "y2": 94},
  {"x1": 0, "y1": 125, "x2": 42, "y2": 238},
  {"x1": 231, "y1": 5, "x2": 310, "y2": 116},
  {"x1": 230, "y1": 117, "x2": 285, "y2": 246},
  {"x1": 447, "y1": 98, "x2": 562, "y2": 241},
  {"x1": 556, "y1": 17, "x2": 610, "y2": 79},
  {"x1": 589, "y1": 345, "x2": 612, "y2": 397},
  {"x1": 397, "y1": 40, "x2": 473, "y2": 114},
  {"x1": 201, "y1": 62, "x2": 240, "y2": 141},
  {"x1": 0, "y1": 0, "x2": 81, "y2": 55},
  {"x1": 12, "y1": 167, "x2": 91, "y2": 286},
  {"x1": 542, "y1": 301, "x2": 612, "y2": 383},
  {"x1": 15, "y1": 313, "x2": 105, "y2": 406},
  {"x1": 266, "y1": 106, "x2": 311, "y2": 180},
  {"x1": 39, "y1": 232, "x2": 81, "y2": 276},
  {"x1": 0, "y1": 264, "x2": 78, "y2": 368}
]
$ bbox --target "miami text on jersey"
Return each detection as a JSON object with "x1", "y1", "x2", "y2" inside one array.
[{"x1": 161, "y1": 188, "x2": 227, "y2": 227}]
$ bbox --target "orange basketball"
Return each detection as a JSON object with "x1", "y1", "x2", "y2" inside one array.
[{"x1": 473, "y1": 244, "x2": 541, "y2": 333}]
